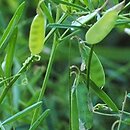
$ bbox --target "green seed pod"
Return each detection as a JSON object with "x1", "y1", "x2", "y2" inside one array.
[
  {"x1": 79, "y1": 43, "x2": 105, "y2": 88},
  {"x1": 85, "y1": 1, "x2": 125, "y2": 44},
  {"x1": 29, "y1": 13, "x2": 46, "y2": 55}
]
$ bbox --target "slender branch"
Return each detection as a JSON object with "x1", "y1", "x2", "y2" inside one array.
[
  {"x1": 30, "y1": 34, "x2": 57, "y2": 126},
  {"x1": 117, "y1": 91, "x2": 127, "y2": 130},
  {"x1": 0, "y1": 55, "x2": 35, "y2": 104},
  {"x1": 93, "y1": 110, "x2": 119, "y2": 117},
  {"x1": 86, "y1": 45, "x2": 94, "y2": 89}
]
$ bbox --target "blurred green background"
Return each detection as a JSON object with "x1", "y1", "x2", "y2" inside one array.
[{"x1": 0, "y1": 0, "x2": 130, "y2": 130}]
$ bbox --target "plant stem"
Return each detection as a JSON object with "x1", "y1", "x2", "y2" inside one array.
[
  {"x1": 117, "y1": 91, "x2": 127, "y2": 130},
  {"x1": 68, "y1": 41, "x2": 71, "y2": 130},
  {"x1": 30, "y1": 11, "x2": 68, "y2": 126},
  {"x1": 31, "y1": 34, "x2": 57, "y2": 125},
  {"x1": 93, "y1": 110, "x2": 119, "y2": 117},
  {"x1": 0, "y1": 66, "x2": 8, "y2": 87},
  {"x1": 44, "y1": 13, "x2": 68, "y2": 43},
  {"x1": 0, "y1": 55, "x2": 34, "y2": 104},
  {"x1": 87, "y1": 45, "x2": 94, "y2": 89}
]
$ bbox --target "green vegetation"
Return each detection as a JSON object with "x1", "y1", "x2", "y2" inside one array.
[{"x1": 0, "y1": 0, "x2": 130, "y2": 130}]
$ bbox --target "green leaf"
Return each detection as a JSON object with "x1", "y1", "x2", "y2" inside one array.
[
  {"x1": 5, "y1": 27, "x2": 18, "y2": 78},
  {"x1": 79, "y1": 43, "x2": 105, "y2": 88},
  {"x1": 87, "y1": 0, "x2": 94, "y2": 11},
  {"x1": 39, "y1": 1, "x2": 54, "y2": 23},
  {"x1": 77, "y1": 83, "x2": 93, "y2": 129},
  {"x1": 48, "y1": 23, "x2": 80, "y2": 29},
  {"x1": 29, "y1": 109, "x2": 50, "y2": 130},
  {"x1": 0, "y1": 2, "x2": 25, "y2": 53},
  {"x1": 51, "y1": 0, "x2": 87, "y2": 11},
  {"x1": 71, "y1": 75, "x2": 79, "y2": 130},
  {"x1": 0, "y1": 65, "x2": 4, "y2": 79},
  {"x1": 2, "y1": 101, "x2": 42, "y2": 125},
  {"x1": 71, "y1": 10, "x2": 98, "y2": 27},
  {"x1": 90, "y1": 80, "x2": 119, "y2": 112},
  {"x1": 0, "y1": 66, "x2": 6, "y2": 87}
]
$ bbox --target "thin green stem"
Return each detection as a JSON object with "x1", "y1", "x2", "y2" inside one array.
[
  {"x1": 117, "y1": 91, "x2": 127, "y2": 130},
  {"x1": 50, "y1": 0, "x2": 88, "y2": 11},
  {"x1": 122, "y1": 1, "x2": 130, "y2": 11},
  {"x1": 68, "y1": 41, "x2": 71, "y2": 130},
  {"x1": 30, "y1": 34, "x2": 57, "y2": 126},
  {"x1": 0, "y1": 66, "x2": 8, "y2": 87},
  {"x1": 87, "y1": 45, "x2": 94, "y2": 89},
  {"x1": 0, "y1": 55, "x2": 34, "y2": 104},
  {"x1": 44, "y1": 13, "x2": 68, "y2": 43},
  {"x1": 93, "y1": 110, "x2": 119, "y2": 117},
  {"x1": 59, "y1": 29, "x2": 81, "y2": 43},
  {"x1": 60, "y1": 28, "x2": 70, "y2": 40},
  {"x1": 121, "y1": 110, "x2": 130, "y2": 116}
]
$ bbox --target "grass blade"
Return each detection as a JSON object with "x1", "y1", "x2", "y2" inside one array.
[
  {"x1": 0, "y1": 65, "x2": 4, "y2": 79},
  {"x1": 5, "y1": 27, "x2": 18, "y2": 78},
  {"x1": 2, "y1": 101, "x2": 42, "y2": 125},
  {"x1": 0, "y1": 2, "x2": 25, "y2": 53},
  {"x1": 81, "y1": 74, "x2": 119, "y2": 112},
  {"x1": 0, "y1": 55, "x2": 35, "y2": 104},
  {"x1": 71, "y1": 75, "x2": 79, "y2": 130},
  {"x1": 40, "y1": 1, "x2": 54, "y2": 23},
  {"x1": 71, "y1": 10, "x2": 98, "y2": 27},
  {"x1": 50, "y1": 0, "x2": 88, "y2": 11},
  {"x1": 90, "y1": 80, "x2": 119, "y2": 112},
  {"x1": 29, "y1": 109, "x2": 50, "y2": 130},
  {"x1": 0, "y1": 65, "x2": 7, "y2": 87}
]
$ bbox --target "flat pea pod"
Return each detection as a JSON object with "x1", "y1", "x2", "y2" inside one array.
[
  {"x1": 79, "y1": 43, "x2": 105, "y2": 88},
  {"x1": 29, "y1": 13, "x2": 46, "y2": 55},
  {"x1": 71, "y1": 75, "x2": 79, "y2": 130},
  {"x1": 85, "y1": 1, "x2": 125, "y2": 44}
]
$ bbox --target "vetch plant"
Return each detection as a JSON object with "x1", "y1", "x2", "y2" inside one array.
[{"x1": 0, "y1": 0, "x2": 130, "y2": 130}]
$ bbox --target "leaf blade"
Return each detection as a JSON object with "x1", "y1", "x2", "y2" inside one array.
[
  {"x1": 79, "y1": 43, "x2": 105, "y2": 88},
  {"x1": 0, "y1": 2, "x2": 25, "y2": 52},
  {"x1": 2, "y1": 101, "x2": 42, "y2": 125},
  {"x1": 29, "y1": 109, "x2": 50, "y2": 130}
]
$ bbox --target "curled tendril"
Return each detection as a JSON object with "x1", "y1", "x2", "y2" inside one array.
[
  {"x1": 111, "y1": 120, "x2": 119, "y2": 130},
  {"x1": 70, "y1": 65, "x2": 80, "y2": 77},
  {"x1": 33, "y1": 55, "x2": 41, "y2": 62},
  {"x1": 22, "y1": 77, "x2": 28, "y2": 86}
]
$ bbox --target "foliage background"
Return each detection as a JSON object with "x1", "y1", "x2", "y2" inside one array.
[{"x1": 0, "y1": 0, "x2": 130, "y2": 130}]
